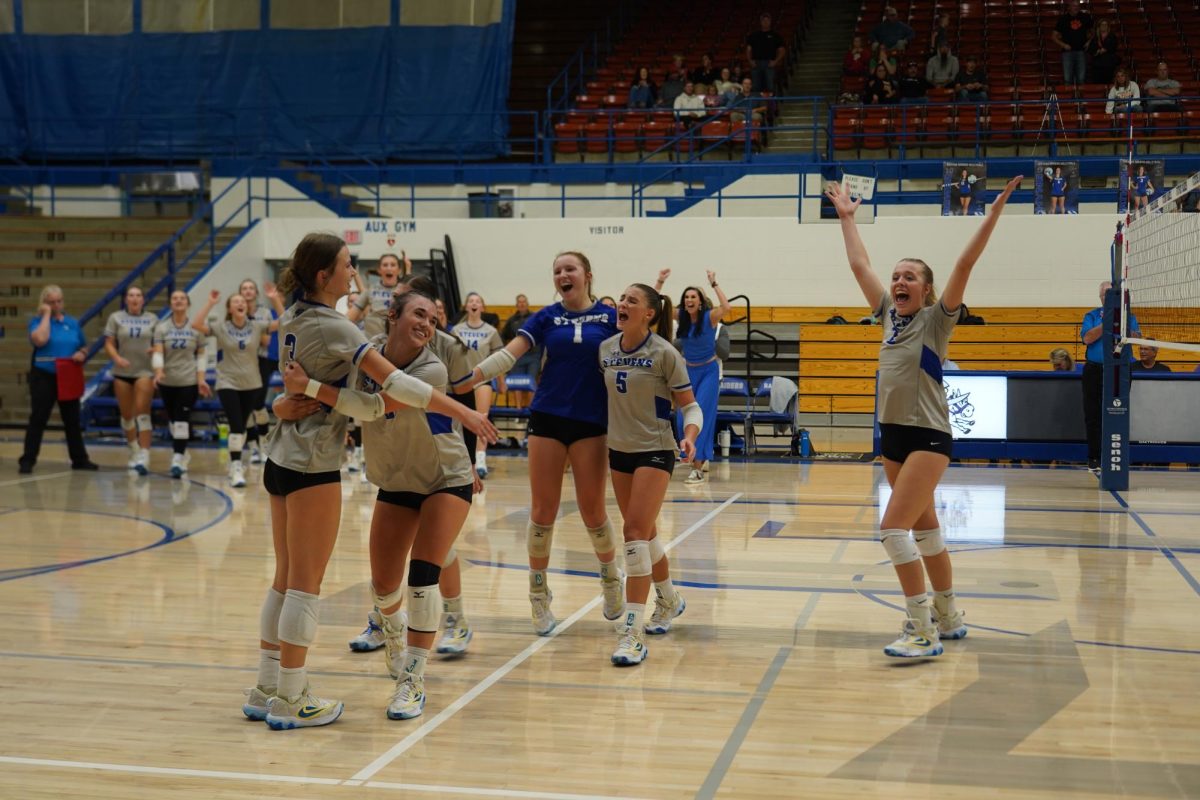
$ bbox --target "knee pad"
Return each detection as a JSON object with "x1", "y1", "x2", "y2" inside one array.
[
  {"x1": 171, "y1": 421, "x2": 189, "y2": 441},
  {"x1": 586, "y1": 519, "x2": 617, "y2": 555},
  {"x1": 253, "y1": 408, "x2": 270, "y2": 427},
  {"x1": 408, "y1": 558, "x2": 441, "y2": 588},
  {"x1": 259, "y1": 587, "x2": 285, "y2": 646},
  {"x1": 277, "y1": 589, "x2": 320, "y2": 648},
  {"x1": 880, "y1": 528, "x2": 921, "y2": 566},
  {"x1": 648, "y1": 536, "x2": 665, "y2": 565},
  {"x1": 136, "y1": 414, "x2": 152, "y2": 433},
  {"x1": 228, "y1": 432, "x2": 246, "y2": 453},
  {"x1": 623, "y1": 539, "x2": 652, "y2": 578},
  {"x1": 406, "y1": 562, "x2": 442, "y2": 633},
  {"x1": 914, "y1": 527, "x2": 946, "y2": 557},
  {"x1": 372, "y1": 583, "x2": 404, "y2": 612},
  {"x1": 526, "y1": 521, "x2": 555, "y2": 559},
  {"x1": 120, "y1": 417, "x2": 136, "y2": 432},
  {"x1": 441, "y1": 547, "x2": 458, "y2": 568}
]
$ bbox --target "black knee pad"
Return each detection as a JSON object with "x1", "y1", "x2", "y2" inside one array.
[{"x1": 408, "y1": 558, "x2": 442, "y2": 588}]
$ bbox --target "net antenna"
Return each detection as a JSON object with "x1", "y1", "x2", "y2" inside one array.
[{"x1": 1121, "y1": 170, "x2": 1200, "y2": 354}]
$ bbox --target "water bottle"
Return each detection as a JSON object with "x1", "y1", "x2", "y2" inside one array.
[
  {"x1": 799, "y1": 429, "x2": 811, "y2": 457},
  {"x1": 718, "y1": 428, "x2": 731, "y2": 457}
]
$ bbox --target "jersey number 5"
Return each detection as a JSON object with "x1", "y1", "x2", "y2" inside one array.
[
  {"x1": 283, "y1": 333, "x2": 297, "y2": 362},
  {"x1": 615, "y1": 371, "x2": 628, "y2": 393}
]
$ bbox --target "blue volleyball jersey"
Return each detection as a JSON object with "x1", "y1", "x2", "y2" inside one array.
[
  {"x1": 1134, "y1": 175, "x2": 1151, "y2": 196},
  {"x1": 518, "y1": 301, "x2": 617, "y2": 426},
  {"x1": 1051, "y1": 176, "x2": 1066, "y2": 196}
]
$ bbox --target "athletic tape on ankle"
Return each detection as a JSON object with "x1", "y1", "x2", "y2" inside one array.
[
  {"x1": 278, "y1": 588, "x2": 320, "y2": 648},
  {"x1": 120, "y1": 417, "x2": 136, "y2": 432},
  {"x1": 227, "y1": 432, "x2": 246, "y2": 453},
  {"x1": 880, "y1": 528, "x2": 921, "y2": 566},
  {"x1": 526, "y1": 520, "x2": 555, "y2": 558},
  {"x1": 913, "y1": 527, "x2": 946, "y2": 557},
  {"x1": 373, "y1": 584, "x2": 404, "y2": 612},
  {"x1": 407, "y1": 581, "x2": 441, "y2": 633},
  {"x1": 259, "y1": 587, "x2": 285, "y2": 645},
  {"x1": 648, "y1": 535, "x2": 665, "y2": 564},
  {"x1": 135, "y1": 414, "x2": 153, "y2": 433},
  {"x1": 171, "y1": 421, "x2": 189, "y2": 441},
  {"x1": 624, "y1": 539, "x2": 652, "y2": 577},
  {"x1": 586, "y1": 519, "x2": 617, "y2": 554},
  {"x1": 441, "y1": 547, "x2": 458, "y2": 568}
]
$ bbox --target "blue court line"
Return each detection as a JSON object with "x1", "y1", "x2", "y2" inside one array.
[
  {"x1": 664, "y1": 496, "x2": 1200, "y2": 517},
  {"x1": 0, "y1": 478, "x2": 233, "y2": 583},
  {"x1": 1112, "y1": 490, "x2": 1200, "y2": 601},
  {"x1": 757, "y1": 534, "x2": 1200, "y2": 555}
]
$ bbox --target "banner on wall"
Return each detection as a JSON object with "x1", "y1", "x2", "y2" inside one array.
[
  {"x1": 942, "y1": 162, "x2": 987, "y2": 216},
  {"x1": 1033, "y1": 160, "x2": 1080, "y2": 215},
  {"x1": 1118, "y1": 159, "x2": 1165, "y2": 214}
]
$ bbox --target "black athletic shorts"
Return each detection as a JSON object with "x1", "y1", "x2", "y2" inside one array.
[
  {"x1": 258, "y1": 356, "x2": 276, "y2": 391},
  {"x1": 376, "y1": 483, "x2": 474, "y2": 510},
  {"x1": 263, "y1": 459, "x2": 341, "y2": 497},
  {"x1": 113, "y1": 374, "x2": 147, "y2": 386},
  {"x1": 879, "y1": 423, "x2": 953, "y2": 462},
  {"x1": 527, "y1": 410, "x2": 606, "y2": 447},
  {"x1": 608, "y1": 449, "x2": 676, "y2": 476}
]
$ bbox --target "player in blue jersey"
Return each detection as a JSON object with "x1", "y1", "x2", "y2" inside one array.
[
  {"x1": 1130, "y1": 165, "x2": 1154, "y2": 210},
  {"x1": 1048, "y1": 167, "x2": 1067, "y2": 215},
  {"x1": 464, "y1": 251, "x2": 625, "y2": 635},
  {"x1": 956, "y1": 169, "x2": 972, "y2": 216}
]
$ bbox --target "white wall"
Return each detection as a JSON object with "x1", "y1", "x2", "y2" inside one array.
[
  {"x1": 259, "y1": 214, "x2": 1121, "y2": 308},
  {"x1": 33, "y1": 185, "x2": 123, "y2": 216}
]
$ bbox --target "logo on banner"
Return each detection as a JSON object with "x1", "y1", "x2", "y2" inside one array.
[
  {"x1": 343, "y1": 229, "x2": 362, "y2": 245},
  {"x1": 387, "y1": 235, "x2": 396, "y2": 247},
  {"x1": 944, "y1": 382, "x2": 977, "y2": 436}
]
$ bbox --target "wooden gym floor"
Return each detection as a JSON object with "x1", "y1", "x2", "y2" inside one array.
[{"x1": 1, "y1": 438, "x2": 1198, "y2": 800}]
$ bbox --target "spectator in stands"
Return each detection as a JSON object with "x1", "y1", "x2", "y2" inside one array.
[
  {"x1": 869, "y1": 45, "x2": 898, "y2": 77},
  {"x1": 925, "y1": 43, "x2": 960, "y2": 89},
  {"x1": 1052, "y1": 1, "x2": 1093, "y2": 86},
  {"x1": 673, "y1": 81, "x2": 707, "y2": 128},
  {"x1": 866, "y1": 64, "x2": 898, "y2": 105},
  {"x1": 930, "y1": 13, "x2": 953, "y2": 55},
  {"x1": 628, "y1": 67, "x2": 657, "y2": 109},
  {"x1": 1086, "y1": 19, "x2": 1120, "y2": 86},
  {"x1": 732, "y1": 78, "x2": 768, "y2": 124},
  {"x1": 730, "y1": 63, "x2": 747, "y2": 88},
  {"x1": 870, "y1": 6, "x2": 915, "y2": 52},
  {"x1": 1143, "y1": 61, "x2": 1181, "y2": 112},
  {"x1": 745, "y1": 12, "x2": 786, "y2": 93},
  {"x1": 719, "y1": 79, "x2": 743, "y2": 109},
  {"x1": 1133, "y1": 339, "x2": 1171, "y2": 372},
  {"x1": 1049, "y1": 348, "x2": 1077, "y2": 372},
  {"x1": 658, "y1": 68, "x2": 686, "y2": 109},
  {"x1": 955, "y1": 56, "x2": 989, "y2": 102},
  {"x1": 714, "y1": 67, "x2": 736, "y2": 95},
  {"x1": 897, "y1": 61, "x2": 929, "y2": 104},
  {"x1": 690, "y1": 53, "x2": 720, "y2": 87},
  {"x1": 844, "y1": 36, "x2": 869, "y2": 79},
  {"x1": 1105, "y1": 68, "x2": 1141, "y2": 115},
  {"x1": 1081, "y1": 281, "x2": 1140, "y2": 472},
  {"x1": 19, "y1": 285, "x2": 97, "y2": 474},
  {"x1": 701, "y1": 84, "x2": 726, "y2": 112}
]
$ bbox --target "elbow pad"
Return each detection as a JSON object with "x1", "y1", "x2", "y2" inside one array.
[
  {"x1": 151, "y1": 352, "x2": 164, "y2": 370},
  {"x1": 333, "y1": 388, "x2": 387, "y2": 421},
  {"x1": 382, "y1": 369, "x2": 434, "y2": 409},
  {"x1": 476, "y1": 348, "x2": 517, "y2": 381},
  {"x1": 681, "y1": 402, "x2": 703, "y2": 434}
]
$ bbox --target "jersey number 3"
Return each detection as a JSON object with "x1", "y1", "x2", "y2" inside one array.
[
  {"x1": 615, "y1": 371, "x2": 628, "y2": 393},
  {"x1": 283, "y1": 333, "x2": 297, "y2": 362}
]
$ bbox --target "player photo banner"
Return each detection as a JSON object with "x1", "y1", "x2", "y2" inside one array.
[
  {"x1": 1118, "y1": 159, "x2": 1165, "y2": 214},
  {"x1": 942, "y1": 162, "x2": 987, "y2": 216},
  {"x1": 1034, "y1": 160, "x2": 1080, "y2": 215}
]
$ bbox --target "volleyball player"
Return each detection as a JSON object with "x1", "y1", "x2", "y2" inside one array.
[
  {"x1": 281, "y1": 288, "x2": 476, "y2": 719},
  {"x1": 466, "y1": 251, "x2": 624, "y2": 634},
  {"x1": 1049, "y1": 167, "x2": 1067, "y2": 215},
  {"x1": 348, "y1": 251, "x2": 408, "y2": 338},
  {"x1": 242, "y1": 233, "x2": 495, "y2": 730},
  {"x1": 150, "y1": 290, "x2": 210, "y2": 478},
  {"x1": 956, "y1": 169, "x2": 972, "y2": 216},
  {"x1": 600, "y1": 284, "x2": 698, "y2": 666},
  {"x1": 451, "y1": 292, "x2": 505, "y2": 478},
  {"x1": 192, "y1": 290, "x2": 274, "y2": 488},
  {"x1": 825, "y1": 174, "x2": 1022, "y2": 658},
  {"x1": 103, "y1": 286, "x2": 158, "y2": 475},
  {"x1": 1131, "y1": 165, "x2": 1154, "y2": 210},
  {"x1": 240, "y1": 279, "x2": 284, "y2": 463}
]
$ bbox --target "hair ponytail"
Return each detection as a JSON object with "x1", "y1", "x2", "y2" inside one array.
[{"x1": 632, "y1": 283, "x2": 674, "y2": 341}]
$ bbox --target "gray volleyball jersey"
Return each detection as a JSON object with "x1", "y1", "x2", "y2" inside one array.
[
  {"x1": 152, "y1": 318, "x2": 204, "y2": 387},
  {"x1": 209, "y1": 317, "x2": 270, "y2": 391},
  {"x1": 104, "y1": 311, "x2": 158, "y2": 378},
  {"x1": 430, "y1": 328, "x2": 481, "y2": 386},
  {"x1": 353, "y1": 281, "x2": 398, "y2": 339},
  {"x1": 357, "y1": 342, "x2": 474, "y2": 493},
  {"x1": 249, "y1": 305, "x2": 275, "y2": 338},
  {"x1": 265, "y1": 300, "x2": 370, "y2": 473},
  {"x1": 599, "y1": 332, "x2": 691, "y2": 453},
  {"x1": 451, "y1": 321, "x2": 503, "y2": 358},
  {"x1": 874, "y1": 294, "x2": 962, "y2": 435}
]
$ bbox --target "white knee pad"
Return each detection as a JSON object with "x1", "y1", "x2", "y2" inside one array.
[
  {"x1": 120, "y1": 417, "x2": 136, "y2": 432},
  {"x1": 586, "y1": 520, "x2": 617, "y2": 555},
  {"x1": 648, "y1": 536, "x2": 665, "y2": 565},
  {"x1": 914, "y1": 527, "x2": 946, "y2": 557},
  {"x1": 136, "y1": 414, "x2": 153, "y2": 433},
  {"x1": 624, "y1": 539, "x2": 652, "y2": 578},
  {"x1": 171, "y1": 421, "x2": 189, "y2": 441},
  {"x1": 277, "y1": 589, "x2": 320, "y2": 648},
  {"x1": 407, "y1": 583, "x2": 441, "y2": 633},
  {"x1": 441, "y1": 547, "x2": 458, "y2": 568},
  {"x1": 254, "y1": 408, "x2": 270, "y2": 426},
  {"x1": 259, "y1": 587, "x2": 285, "y2": 646},
  {"x1": 880, "y1": 528, "x2": 921, "y2": 566},
  {"x1": 228, "y1": 432, "x2": 246, "y2": 453},
  {"x1": 372, "y1": 583, "x2": 404, "y2": 611},
  {"x1": 526, "y1": 521, "x2": 555, "y2": 559}
]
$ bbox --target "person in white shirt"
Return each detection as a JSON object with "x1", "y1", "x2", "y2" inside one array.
[
  {"x1": 1106, "y1": 68, "x2": 1141, "y2": 115},
  {"x1": 673, "y1": 82, "x2": 706, "y2": 128}
]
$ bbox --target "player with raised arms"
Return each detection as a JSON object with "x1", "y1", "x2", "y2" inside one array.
[
  {"x1": 599, "y1": 283, "x2": 697, "y2": 666},
  {"x1": 239, "y1": 278, "x2": 285, "y2": 464},
  {"x1": 150, "y1": 289, "x2": 211, "y2": 478},
  {"x1": 451, "y1": 292, "x2": 505, "y2": 478},
  {"x1": 825, "y1": 174, "x2": 1022, "y2": 658}
]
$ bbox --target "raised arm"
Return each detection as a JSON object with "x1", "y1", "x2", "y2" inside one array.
[
  {"x1": 940, "y1": 175, "x2": 1023, "y2": 313},
  {"x1": 192, "y1": 289, "x2": 220, "y2": 335},
  {"x1": 264, "y1": 282, "x2": 284, "y2": 331},
  {"x1": 654, "y1": 268, "x2": 671, "y2": 294},
  {"x1": 461, "y1": 335, "x2": 532, "y2": 391},
  {"x1": 824, "y1": 182, "x2": 886, "y2": 309},
  {"x1": 29, "y1": 305, "x2": 52, "y2": 348},
  {"x1": 707, "y1": 270, "x2": 732, "y2": 325}
]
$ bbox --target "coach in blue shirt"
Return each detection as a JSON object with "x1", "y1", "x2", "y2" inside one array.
[
  {"x1": 1079, "y1": 280, "x2": 1139, "y2": 473},
  {"x1": 19, "y1": 285, "x2": 97, "y2": 473}
]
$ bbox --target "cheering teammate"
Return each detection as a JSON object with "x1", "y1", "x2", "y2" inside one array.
[
  {"x1": 104, "y1": 286, "x2": 158, "y2": 474},
  {"x1": 826, "y1": 174, "x2": 1022, "y2": 658},
  {"x1": 240, "y1": 279, "x2": 284, "y2": 463},
  {"x1": 451, "y1": 292, "x2": 505, "y2": 478},
  {"x1": 600, "y1": 284, "x2": 698, "y2": 666},
  {"x1": 150, "y1": 289, "x2": 210, "y2": 478}
]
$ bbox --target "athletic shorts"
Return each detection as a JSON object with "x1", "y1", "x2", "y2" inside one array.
[
  {"x1": 879, "y1": 423, "x2": 953, "y2": 462},
  {"x1": 608, "y1": 449, "x2": 676, "y2": 476},
  {"x1": 112, "y1": 374, "x2": 148, "y2": 385},
  {"x1": 257, "y1": 357, "x2": 276, "y2": 394},
  {"x1": 527, "y1": 410, "x2": 606, "y2": 447},
  {"x1": 376, "y1": 483, "x2": 473, "y2": 510},
  {"x1": 263, "y1": 459, "x2": 341, "y2": 497}
]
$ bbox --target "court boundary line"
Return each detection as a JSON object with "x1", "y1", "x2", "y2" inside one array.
[
  {"x1": 347, "y1": 492, "x2": 744, "y2": 784},
  {"x1": 1111, "y1": 490, "x2": 1200, "y2": 600}
]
